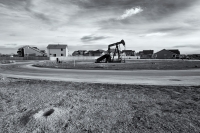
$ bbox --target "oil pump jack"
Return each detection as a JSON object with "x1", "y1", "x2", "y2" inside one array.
[{"x1": 95, "y1": 39, "x2": 125, "y2": 63}]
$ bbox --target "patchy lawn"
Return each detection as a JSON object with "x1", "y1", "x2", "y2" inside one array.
[
  {"x1": 34, "y1": 60, "x2": 200, "y2": 70},
  {"x1": 0, "y1": 77, "x2": 200, "y2": 132},
  {"x1": 0, "y1": 60, "x2": 15, "y2": 64}
]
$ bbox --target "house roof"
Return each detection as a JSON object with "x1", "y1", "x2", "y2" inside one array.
[
  {"x1": 18, "y1": 45, "x2": 45, "y2": 54},
  {"x1": 155, "y1": 49, "x2": 180, "y2": 55},
  {"x1": 122, "y1": 50, "x2": 135, "y2": 52},
  {"x1": 18, "y1": 45, "x2": 29, "y2": 49},
  {"x1": 47, "y1": 44, "x2": 68, "y2": 49},
  {"x1": 143, "y1": 50, "x2": 154, "y2": 55},
  {"x1": 89, "y1": 50, "x2": 104, "y2": 54},
  {"x1": 166, "y1": 49, "x2": 180, "y2": 55},
  {"x1": 77, "y1": 50, "x2": 87, "y2": 52},
  {"x1": 97, "y1": 49, "x2": 105, "y2": 52}
]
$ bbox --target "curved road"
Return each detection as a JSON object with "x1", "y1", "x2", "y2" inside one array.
[{"x1": 1, "y1": 61, "x2": 200, "y2": 86}]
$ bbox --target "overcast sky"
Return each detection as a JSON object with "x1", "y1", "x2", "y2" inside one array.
[{"x1": 0, "y1": 0, "x2": 200, "y2": 54}]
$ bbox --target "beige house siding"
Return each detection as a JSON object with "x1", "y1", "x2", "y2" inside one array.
[{"x1": 47, "y1": 48, "x2": 68, "y2": 57}]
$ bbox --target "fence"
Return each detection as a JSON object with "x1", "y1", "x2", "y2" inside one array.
[
  {"x1": 0, "y1": 57, "x2": 49, "y2": 60},
  {"x1": 50, "y1": 56, "x2": 98, "y2": 62},
  {"x1": 50, "y1": 56, "x2": 140, "y2": 62}
]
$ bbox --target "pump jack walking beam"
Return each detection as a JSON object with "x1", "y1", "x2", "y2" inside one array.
[{"x1": 95, "y1": 39, "x2": 125, "y2": 63}]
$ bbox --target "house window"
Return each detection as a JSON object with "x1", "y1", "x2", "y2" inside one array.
[
  {"x1": 61, "y1": 48, "x2": 63, "y2": 51},
  {"x1": 172, "y1": 54, "x2": 176, "y2": 57},
  {"x1": 61, "y1": 54, "x2": 63, "y2": 56},
  {"x1": 53, "y1": 54, "x2": 56, "y2": 57}
]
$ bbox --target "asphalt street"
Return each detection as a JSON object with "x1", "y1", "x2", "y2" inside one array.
[{"x1": 1, "y1": 62, "x2": 200, "y2": 86}]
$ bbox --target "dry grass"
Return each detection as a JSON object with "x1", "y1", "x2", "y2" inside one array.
[
  {"x1": 34, "y1": 60, "x2": 200, "y2": 70},
  {"x1": 0, "y1": 79, "x2": 200, "y2": 132},
  {"x1": 0, "y1": 60, "x2": 15, "y2": 64}
]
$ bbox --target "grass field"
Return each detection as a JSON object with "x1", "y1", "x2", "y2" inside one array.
[
  {"x1": 0, "y1": 76, "x2": 200, "y2": 132},
  {"x1": 34, "y1": 59, "x2": 200, "y2": 70},
  {"x1": 0, "y1": 60, "x2": 15, "y2": 64}
]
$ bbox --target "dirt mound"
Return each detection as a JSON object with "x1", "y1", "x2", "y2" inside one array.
[{"x1": 22, "y1": 107, "x2": 70, "y2": 132}]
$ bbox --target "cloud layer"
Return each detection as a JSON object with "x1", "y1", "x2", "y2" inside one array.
[
  {"x1": 118, "y1": 7, "x2": 143, "y2": 20},
  {"x1": 81, "y1": 35, "x2": 110, "y2": 42},
  {"x1": 0, "y1": 0, "x2": 200, "y2": 54}
]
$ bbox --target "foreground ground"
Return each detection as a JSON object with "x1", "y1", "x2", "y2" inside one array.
[
  {"x1": 0, "y1": 76, "x2": 200, "y2": 132},
  {"x1": 34, "y1": 59, "x2": 200, "y2": 70}
]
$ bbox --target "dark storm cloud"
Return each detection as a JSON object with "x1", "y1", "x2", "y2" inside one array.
[
  {"x1": 78, "y1": 0, "x2": 198, "y2": 30},
  {"x1": 81, "y1": 35, "x2": 110, "y2": 42},
  {"x1": 74, "y1": 0, "x2": 197, "y2": 15},
  {"x1": 0, "y1": 0, "x2": 51, "y2": 23},
  {"x1": 0, "y1": 0, "x2": 26, "y2": 7},
  {"x1": 24, "y1": 1, "x2": 51, "y2": 23},
  {"x1": 31, "y1": 12, "x2": 51, "y2": 22}
]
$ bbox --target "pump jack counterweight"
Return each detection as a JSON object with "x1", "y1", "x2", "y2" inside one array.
[{"x1": 95, "y1": 40, "x2": 125, "y2": 63}]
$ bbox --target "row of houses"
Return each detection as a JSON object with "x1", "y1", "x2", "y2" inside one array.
[
  {"x1": 14, "y1": 44, "x2": 185, "y2": 59},
  {"x1": 138, "y1": 49, "x2": 181, "y2": 59},
  {"x1": 72, "y1": 50, "x2": 135, "y2": 56},
  {"x1": 16, "y1": 45, "x2": 136, "y2": 57},
  {"x1": 71, "y1": 49, "x2": 181, "y2": 59}
]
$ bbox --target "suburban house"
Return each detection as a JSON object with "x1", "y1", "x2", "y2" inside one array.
[
  {"x1": 187, "y1": 54, "x2": 200, "y2": 60},
  {"x1": 47, "y1": 44, "x2": 68, "y2": 57},
  {"x1": 88, "y1": 50, "x2": 105, "y2": 56},
  {"x1": 72, "y1": 50, "x2": 87, "y2": 56},
  {"x1": 153, "y1": 49, "x2": 180, "y2": 59},
  {"x1": 17, "y1": 46, "x2": 46, "y2": 57},
  {"x1": 72, "y1": 51, "x2": 79, "y2": 56},
  {"x1": 139, "y1": 50, "x2": 154, "y2": 59},
  {"x1": 72, "y1": 49, "x2": 105, "y2": 56},
  {"x1": 122, "y1": 50, "x2": 135, "y2": 56}
]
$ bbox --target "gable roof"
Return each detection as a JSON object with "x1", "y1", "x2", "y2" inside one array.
[
  {"x1": 143, "y1": 50, "x2": 154, "y2": 55},
  {"x1": 88, "y1": 50, "x2": 104, "y2": 54},
  {"x1": 166, "y1": 49, "x2": 180, "y2": 55},
  {"x1": 155, "y1": 49, "x2": 180, "y2": 55},
  {"x1": 122, "y1": 50, "x2": 135, "y2": 52},
  {"x1": 47, "y1": 44, "x2": 68, "y2": 49},
  {"x1": 77, "y1": 50, "x2": 87, "y2": 52},
  {"x1": 18, "y1": 45, "x2": 45, "y2": 54}
]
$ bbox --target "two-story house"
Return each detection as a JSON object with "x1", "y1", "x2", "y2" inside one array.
[{"x1": 47, "y1": 44, "x2": 68, "y2": 57}]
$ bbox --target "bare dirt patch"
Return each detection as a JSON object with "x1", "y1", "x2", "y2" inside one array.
[{"x1": 0, "y1": 79, "x2": 200, "y2": 132}]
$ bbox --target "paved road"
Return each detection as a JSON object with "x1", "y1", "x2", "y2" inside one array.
[{"x1": 1, "y1": 62, "x2": 200, "y2": 86}]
